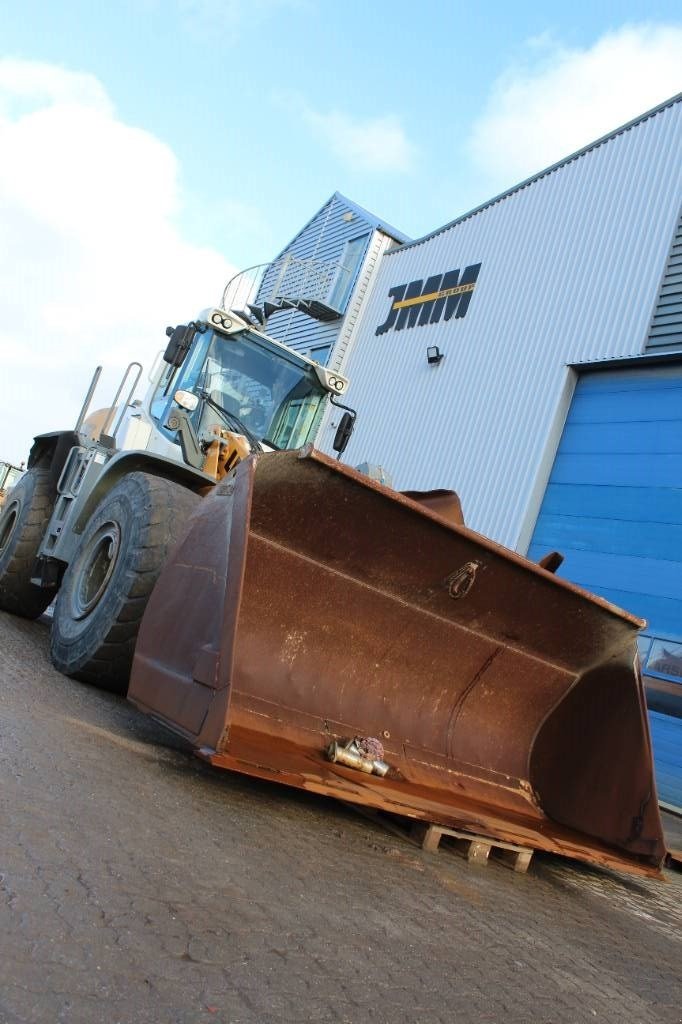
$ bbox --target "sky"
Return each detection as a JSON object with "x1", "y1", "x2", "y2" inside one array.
[{"x1": 0, "y1": 0, "x2": 681, "y2": 462}]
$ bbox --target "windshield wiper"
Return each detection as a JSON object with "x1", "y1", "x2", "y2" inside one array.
[
  {"x1": 261, "y1": 437, "x2": 282, "y2": 451},
  {"x1": 200, "y1": 392, "x2": 262, "y2": 453}
]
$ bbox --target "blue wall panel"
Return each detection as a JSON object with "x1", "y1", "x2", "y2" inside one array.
[
  {"x1": 649, "y1": 712, "x2": 682, "y2": 809},
  {"x1": 528, "y1": 363, "x2": 682, "y2": 810},
  {"x1": 561, "y1": 421, "x2": 682, "y2": 454},
  {"x1": 567, "y1": 389, "x2": 682, "y2": 424},
  {"x1": 539, "y1": 483, "x2": 682, "y2": 524},
  {"x1": 548, "y1": 452, "x2": 682, "y2": 487},
  {"x1": 532, "y1": 515, "x2": 682, "y2": 560}
]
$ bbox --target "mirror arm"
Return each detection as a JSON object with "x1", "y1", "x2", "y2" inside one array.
[
  {"x1": 330, "y1": 395, "x2": 357, "y2": 418},
  {"x1": 330, "y1": 395, "x2": 357, "y2": 461}
]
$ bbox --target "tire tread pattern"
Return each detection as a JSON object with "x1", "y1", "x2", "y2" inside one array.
[
  {"x1": 0, "y1": 468, "x2": 54, "y2": 619},
  {"x1": 50, "y1": 472, "x2": 200, "y2": 693}
]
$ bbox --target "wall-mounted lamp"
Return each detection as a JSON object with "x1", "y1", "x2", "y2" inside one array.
[{"x1": 427, "y1": 345, "x2": 444, "y2": 365}]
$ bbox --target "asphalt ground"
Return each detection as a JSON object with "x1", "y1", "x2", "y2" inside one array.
[{"x1": 1, "y1": 611, "x2": 681, "y2": 1024}]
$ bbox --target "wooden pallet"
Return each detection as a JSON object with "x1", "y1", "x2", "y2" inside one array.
[
  {"x1": 410, "y1": 822, "x2": 534, "y2": 873},
  {"x1": 341, "y1": 802, "x2": 534, "y2": 874}
]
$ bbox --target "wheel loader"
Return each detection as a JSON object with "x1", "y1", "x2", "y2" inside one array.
[
  {"x1": 0, "y1": 307, "x2": 667, "y2": 878},
  {"x1": 0, "y1": 460, "x2": 23, "y2": 508}
]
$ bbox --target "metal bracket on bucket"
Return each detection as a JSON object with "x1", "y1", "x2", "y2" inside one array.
[
  {"x1": 327, "y1": 737, "x2": 390, "y2": 777},
  {"x1": 446, "y1": 561, "x2": 481, "y2": 599}
]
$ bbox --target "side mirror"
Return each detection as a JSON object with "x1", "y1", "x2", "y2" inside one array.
[
  {"x1": 163, "y1": 323, "x2": 197, "y2": 367},
  {"x1": 332, "y1": 411, "x2": 355, "y2": 455}
]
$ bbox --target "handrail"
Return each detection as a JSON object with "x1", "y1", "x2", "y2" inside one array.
[
  {"x1": 74, "y1": 366, "x2": 103, "y2": 433},
  {"x1": 101, "y1": 362, "x2": 143, "y2": 439}
]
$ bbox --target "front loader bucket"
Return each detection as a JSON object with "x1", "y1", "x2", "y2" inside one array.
[{"x1": 129, "y1": 448, "x2": 666, "y2": 877}]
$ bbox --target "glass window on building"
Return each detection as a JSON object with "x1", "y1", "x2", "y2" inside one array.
[
  {"x1": 646, "y1": 638, "x2": 682, "y2": 682},
  {"x1": 327, "y1": 235, "x2": 369, "y2": 312},
  {"x1": 637, "y1": 635, "x2": 653, "y2": 664},
  {"x1": 308, "y1": 343, "x2": 332, "y2": 366}
]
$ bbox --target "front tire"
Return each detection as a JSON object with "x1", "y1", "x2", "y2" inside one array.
[
  {"x1": 0, "y1": 467, "x2": 55, "y2": 619},
  {"x1": 50, "y1": 472, "x2": 200, "y2": 694}
]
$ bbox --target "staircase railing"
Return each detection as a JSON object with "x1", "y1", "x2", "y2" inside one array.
[{"x1": 221, "y1": 254, "x2": 346, "y2": 326}]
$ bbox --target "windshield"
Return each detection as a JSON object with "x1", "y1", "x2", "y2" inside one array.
[{"x1": 151, "y1": 328, "x2": 329, "y2": 450}]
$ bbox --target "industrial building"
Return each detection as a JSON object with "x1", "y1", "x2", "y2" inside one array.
[
  {"x1": 257, "y1": 94, "x2": 682, "y2": 812},
  {"x1": 223, "y1": 192, "x2": 408, "y2": 366}
]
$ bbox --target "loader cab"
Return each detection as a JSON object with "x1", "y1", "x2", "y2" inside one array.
[{"x1": 148, "y1": 311, "x2": 347, "y2": 452}]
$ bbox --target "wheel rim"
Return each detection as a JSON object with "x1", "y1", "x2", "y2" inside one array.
[
  {"x1": 72, "y1": 521, "x2": 121, "y2": 620},
  {"x1": 0, "y1": 501, "x2": 20, "y2": 557}
]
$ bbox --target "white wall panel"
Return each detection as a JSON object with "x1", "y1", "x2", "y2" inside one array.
[{"x1": 318, "y1": 98, "x2": 682, "y2": 550}]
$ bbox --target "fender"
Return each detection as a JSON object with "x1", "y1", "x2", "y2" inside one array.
[
  {"x1": 72, "y1": 449, "x2": 215, "y2": 535},
  {"x1": 28, "y1": 431, "x2": 80, "y2": 490}
]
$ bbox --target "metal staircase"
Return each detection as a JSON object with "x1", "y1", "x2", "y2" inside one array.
[{"x1": 221, "y1": 254, "x2": 347, "y2": 327}]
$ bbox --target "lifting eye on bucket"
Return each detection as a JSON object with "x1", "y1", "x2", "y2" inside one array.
[{"x1": 446, "y1": 561, "x2": 481, "y2": 599}]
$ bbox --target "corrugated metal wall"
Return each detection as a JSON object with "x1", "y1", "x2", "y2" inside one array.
[
  {"x1": 646, "y1": 205, "x2": 682, "y2": 351},
  {"x1": 258, "y1": 195, "x2": 375, "y2": 358},
  {"x1": 318, "y1": 98, "x2": 682, "y2": 549}
]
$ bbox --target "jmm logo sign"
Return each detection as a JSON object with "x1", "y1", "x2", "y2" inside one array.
[{"x1": 375, "y1": 263, "x2": 482, "y2": 336}]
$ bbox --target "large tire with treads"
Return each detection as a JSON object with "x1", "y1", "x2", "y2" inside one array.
[
  {"x1": 0, "y1": 467, "x2": 55, "y2": 619},
  {"x1": 50, "y1": 472, "x2": 200, "y2": 694}
]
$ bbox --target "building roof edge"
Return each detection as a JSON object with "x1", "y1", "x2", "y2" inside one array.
[
  {"x1": 333, "y1": 192, "x2": 411, "y2": 243},
  {"x1": 387, "y1": 92, "x2": 682, "y2": 255}
]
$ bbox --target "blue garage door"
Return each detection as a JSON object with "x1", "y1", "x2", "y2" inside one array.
[{"x1": 528, "y1": 364, "x2": 682, "y2": 811}]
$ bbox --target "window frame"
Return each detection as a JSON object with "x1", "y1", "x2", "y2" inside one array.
[{"x1": 327, "y1": 233, "x2": 370, "y2": 313}]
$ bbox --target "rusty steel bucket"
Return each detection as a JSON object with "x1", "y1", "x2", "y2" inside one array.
[{"x1": 128, "y1": 447, "x2": 666, "y2": 877}]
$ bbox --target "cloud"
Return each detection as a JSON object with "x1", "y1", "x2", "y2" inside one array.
[
  {"x1": 467, "y1": 23, "x2": 682, "y2": 189},
  {"x1": 0, "y1": 58, "x2": 112, "y2": 115},
  {"x1": 0, "y1": 59, "x2": 238, "y2": 464},
  {"x1": 285, "y1": 95, "x2": 415, "y2": 174}
]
